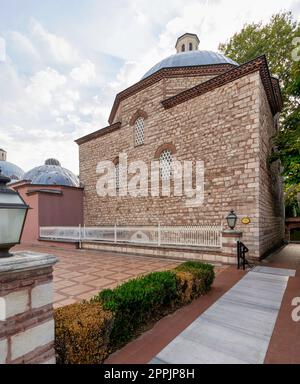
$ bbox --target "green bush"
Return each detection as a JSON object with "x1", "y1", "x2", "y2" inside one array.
[
  {"x1": 93, "y1": 271, "x2": 177, "y2": 346},
  {"x1": 54, "y1": 263, "x2": 216, "y2": 363},
  {"x1": 54, "y1": 302, "x2": 114, "y2": 364},
  {"x1": 175, "y1": 261, "x2": 215, "y2": 294}
]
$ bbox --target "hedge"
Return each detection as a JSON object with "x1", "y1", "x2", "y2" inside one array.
[
  {"x1": 93, "y1": 271, "x2": 178, "y2": 346},
  {"x1": 175, "y1": 261, "x2": 215, "y2": 294},
  {"x1": 54, "y1": 302, "x2": 114, "y2": 364},
  {"x1": 55, "y1": 261, "x2": 215, "y2": 364}
]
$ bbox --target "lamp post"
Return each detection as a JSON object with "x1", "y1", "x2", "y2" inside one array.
[
  {"x1": 0, "y1": 169, "x2": 29, "y2": 258},
  {"x1": 226, "y1": 210, "x2": 237, "y2": 230}
]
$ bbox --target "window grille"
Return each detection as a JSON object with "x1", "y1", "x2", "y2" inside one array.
[
  {"x1": 135, "y1": 117, "x2": 145, "y2": 146},
  {"x1": 160, "y1": 150, "x2": 172, "y2": 180}
]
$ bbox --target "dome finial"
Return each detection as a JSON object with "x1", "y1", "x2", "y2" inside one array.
[
  {"x1": 0, "y1": 148, "x2": 7, "y2": 161},
  {"x1": 175, "y1": 33, "x2": 200, "y2": 54},
  {"x1": 45, "y1": 158, "x2": 61, "y2": 166}
]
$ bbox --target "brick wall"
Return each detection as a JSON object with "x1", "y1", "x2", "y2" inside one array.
[
  {"x1": 79, "y1": 70, "x2": 282, "y2": 259},
  {"x1": 0, "y1": 252, "x2": 57, "y2": 364}
]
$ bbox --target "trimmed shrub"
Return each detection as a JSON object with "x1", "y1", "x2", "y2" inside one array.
[
  {"x1": 54, "y1": 263, "x2": 216, "y2": 363},
  {"x1": 93, "y1": 271, "x2": 177, "y2": 346},
  {"x1": 175, "y1": 271, "x2": 204, "y2": 304},
  {"x1": 175, "y1": 261, "x2": 215, "y2": 295},
  {"x1": 54, "y1": 302, "x2": 114, "y2": 364}
]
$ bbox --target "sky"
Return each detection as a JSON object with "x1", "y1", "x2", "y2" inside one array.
[{"x1": 0, "y1": 0, "x2": 299, "y2": 175}]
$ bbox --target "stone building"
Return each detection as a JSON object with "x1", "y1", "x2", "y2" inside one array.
[{"x1": 76, "y1": 33, "x2": 285, "y2": 261}]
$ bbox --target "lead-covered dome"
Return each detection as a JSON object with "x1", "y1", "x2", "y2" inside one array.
[
  {"x1": 24, "y1": 159, "x2": 79, "y2": 187},
  {"x1": 0, "y1": 148, "x2": 24, "y2": 182},
  {"x1": 142, "y1": 50, "x2": 238, "y2": 80},
  {"x1": 0, "y1": 161, "x2": 24, "y2": 182}
]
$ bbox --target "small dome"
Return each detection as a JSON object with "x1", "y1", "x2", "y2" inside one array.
[
  {"x1": 142, "y1": 50, "x2": 238, "y2": 80},
  {"x1": 0, "y1": 160, "x2": 24, "y2": 182},
  {"x1": 45, "y1": 158, "x2": 61, "y2": 166},
  {"x1": 24, "y1": 160, "x2": 79, "y2": 187}
]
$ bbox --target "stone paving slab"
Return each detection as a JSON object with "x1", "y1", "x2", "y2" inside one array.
[
  {"x1": 151, "y1": 267, "x2": 295, "y2": 364},
  {"x1": 252, "y1": 266, "x2": 296, "y2": 277}
]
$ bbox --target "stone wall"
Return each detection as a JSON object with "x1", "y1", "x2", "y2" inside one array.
[
  {"x1": 258, "y1": 79, "x2": 285, "y2": 257},
  {"x1": 79, "y1": 70, "x2": 279, "y2": 259},
  {"x1": 164, "y1": 75, "x2": 214, "y2": 99},
  {"x1": 0, "y1": 252, "x2": 57, "y2": 364}
]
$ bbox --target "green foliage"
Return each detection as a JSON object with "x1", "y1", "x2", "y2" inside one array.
[
  {"x1": 285, "y1": 184, "x2": 300, "y2": 217},
  {"x1": 219, "y1": 12, "x2": 299, "y2": 107},
  {"x1": 271, "y1": 64, "x2": 300, "y2": 187},
  {"x1": 93, "y1": 271, "x2": 178, "y2": 346},
  {"x1": 175, "y1": 261, "x2": 215, "y2": 293},
  {"x1": 55, "y1": 264, "x2": 216, "y2": 363},
  {"x1": 219, "y1": 11, "x2": 300, "y2": 195}
]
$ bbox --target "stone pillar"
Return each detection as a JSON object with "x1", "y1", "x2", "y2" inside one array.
[
  {"x1": 0, "y1": 251, "x2": 57, "y2": 364},
  {"x1": 222, "y1": 230, "x2": 243, "y2": 264}
]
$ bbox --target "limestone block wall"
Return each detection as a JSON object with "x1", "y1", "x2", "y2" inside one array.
[
  {"x1": 79, "y1": 70, "x2": 278, "y2": 259},
  {"x1": 164, "y1": 75, "x2": 214, "y2": 98},
  {"x1": 258, "y1": 79, "x2": 285, "y2": 257},
  {"x1": 0, "y1": 252, "x2": 57, "y2": 364}
]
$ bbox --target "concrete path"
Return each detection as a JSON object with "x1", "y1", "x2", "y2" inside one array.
[{"x1": 151, "y1": 266, "x2": 296, "y2": 364}]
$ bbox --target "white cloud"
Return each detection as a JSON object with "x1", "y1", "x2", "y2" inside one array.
[
  {"x1": 8, "y1": 31, "x2": 40, "y2": 62},
  {"x1": 26, "y1": 68, "x2": 66, "y2": 105},
  {"x1": 0, "y1": 0, "x2": 299, "y2": 175},
  {"x1": 70, "y1": 60, "x2": 96, "y2": 84},
  {"x1": 30, "y1": 19, "x2": 80, "y2": 66},
  {"x1": 0, "y1": 36, "x2": 6, "y2": 62}
]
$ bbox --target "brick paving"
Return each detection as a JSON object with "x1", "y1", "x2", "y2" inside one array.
[{"x1": 14, "y1": 244, "x2": 182, "y2": 308}]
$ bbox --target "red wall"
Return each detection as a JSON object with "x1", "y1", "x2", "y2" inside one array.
[
  {"x1": 39, "y1": 188, "x2": 83, "y2": 227},
  {"x1": 18, "y1": 190, "x2": 39, "y2": 243},
  {"x1": 12, "y1": 183, "x2": 83, "y2": 245}
]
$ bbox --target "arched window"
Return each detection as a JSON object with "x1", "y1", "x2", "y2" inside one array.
[
  {"x1": 134, "y1": 117, "x2": 145, "y2": 146},
  {"x1": 160, "y1": 149, "x2": 173, "y2": 181},
  {"x1": 181, "y1": 44, "x2": 185, "y2": 52},
  {"x1": 189, "y1": 42, "x2": 193, "y2": 51}
]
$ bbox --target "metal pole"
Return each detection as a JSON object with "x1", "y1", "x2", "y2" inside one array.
[
  {"x1": 158, "y1": 223, "x2": 161, "y2": 246},
  {"x1": 114, "y1": 224, "x2": 117, "y2": 244},
  {"x1": 79, "y1": 224, "x2": 82, "y2": 249}
]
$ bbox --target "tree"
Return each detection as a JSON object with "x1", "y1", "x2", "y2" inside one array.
[
  {"x1": 219, "y1": 12, "x2": 300, "y2": 214},
  {"x1": 219, "y1": 12, "x2": 299, "y2": 112}
]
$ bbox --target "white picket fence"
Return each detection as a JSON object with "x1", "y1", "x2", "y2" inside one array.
[{"x1": 40, "y1": 225, "x2": 222, "y2": 249}]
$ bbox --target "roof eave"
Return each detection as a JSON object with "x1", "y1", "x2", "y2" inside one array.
[
  {"x1": 161, "y1": 55, "x2": 283, "y2": 115},
  {"x1": 108, "y1": 63, "x2": 237, "y2": 125}
]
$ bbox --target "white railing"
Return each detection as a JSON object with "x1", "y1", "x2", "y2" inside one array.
[{"x1": 40, "y1": 224, "x2": 222, "y2": 249}]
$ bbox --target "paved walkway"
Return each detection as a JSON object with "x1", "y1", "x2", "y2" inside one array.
[
  {"x1": 151, "y1": 266, "x2": 295, "y2": 364},
  {"x1": 107, "y1": 244, "x2": 300, "y2": 364},
  {"x1": 262, "y1": 243, "x2": 300, "y2": 269},
  {"x1": 106, "y1": 267, "x2": 246, "y2": 364}
]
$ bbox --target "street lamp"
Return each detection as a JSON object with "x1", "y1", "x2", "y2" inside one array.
[
  {"x1": 0, "y1": 169, "x2": 29, "y2": 258},
  {"x1": 226, "y1": 210, "x2": 237, "y2": 230}
]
